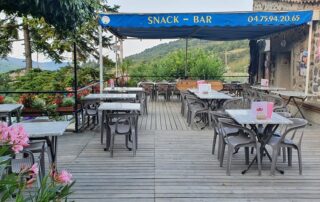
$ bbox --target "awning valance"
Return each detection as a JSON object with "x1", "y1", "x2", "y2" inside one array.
[{"x1": 98, "y1": 10, "x2": 313, "y2": 40}]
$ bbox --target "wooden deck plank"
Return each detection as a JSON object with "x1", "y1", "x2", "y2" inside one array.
[{"x1": 55, "y1": 99, "x2": 320, "y2": 201}]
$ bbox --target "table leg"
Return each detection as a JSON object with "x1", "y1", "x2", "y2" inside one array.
[
  {"x1": 292, "y1": 97, "x2": 307, "y2": 119},
  {"x1": 51, "y1": 136, "x2": 58, "y2": 168},
  {"x1": 104, "y1": 113, "x2": 111, "y2": 151},
  {"x1": 100, "y1": 111, "x2": 104, "y2": 144},
  {"x1": 8, "y1": 113, "x2": 12, "y2": 126}
]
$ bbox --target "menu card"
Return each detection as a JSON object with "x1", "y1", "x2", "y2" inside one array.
[
  {"x1": 251, "y1": 101, "x2": 273, "y2": 120},
  {"x1": 198, "y1": 84, "x2": 211, "y2": 94},
  {"x1": 261, "y1": 79, "x2": 269, "y2": 87}
]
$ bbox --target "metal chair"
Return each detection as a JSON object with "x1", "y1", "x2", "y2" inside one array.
[
  {"x1": 185, "y1": 95, "x2": 209, "y2": 129},
  {"x1": 267, "y1": 118, "x2": 308, "y2": 175},
  {"x1": 106, "y1": 113, "x2": 139, "y2": 157},
  {"x1": 11, "y1": 142, "x2": 45, "y2": 187},
  {"x1": 82, "y1": 99, "x2": 100, "y2": 129},
  {"x1": 155, "y1": 82, "x2": 169, "y2": 101}
]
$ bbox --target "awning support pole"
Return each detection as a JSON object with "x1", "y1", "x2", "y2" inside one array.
[
  {"x1": 73, "y1": 41, "x2": 78, "y2": 132},
  {"x1": 305, "y1": 21, "x2": 313, "y2": 94},
  {"x1": 99, "y1": 25, "x2": 103, "y2": 94},
  {"x1": 185, "y1": 38, "x2": 188, "y2": 79}
]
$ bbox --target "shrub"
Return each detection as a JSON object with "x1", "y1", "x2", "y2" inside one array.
[
  {"x1": 61, "y1": 98, "x2": 75, "y2": 107},
  {"x1": 4, "y1": 96, "x2": 17, "y2": 104},
  {"x1": 31, "y1": 97, "x2": 46, "y2": 110}
]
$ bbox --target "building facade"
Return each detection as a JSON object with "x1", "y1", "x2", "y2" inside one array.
[{"x1": 253, "y1": 0, "x2": 320, "y2": 94}]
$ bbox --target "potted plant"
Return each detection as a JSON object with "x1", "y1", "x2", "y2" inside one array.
[
  {"x1": 0, "y1": 122, "x2": 75, "y2": 201},
  {"x1": 0, "y1": 95, "x2": 4, "y2": 104},
  {"x1": 4, "y1": 96, "x2": 17, "y2": 104},
  {"x1": 56, "y1": 97, "x2": 75, "y2": 112},
  {"x1": 19, "y1": 94, "x2": 35, "y2": 108}
]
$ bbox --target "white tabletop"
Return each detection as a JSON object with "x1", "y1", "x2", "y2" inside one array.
[
  {"x1": 226, "y1": 109, "x2": 293, "y2": 125},
  {"x1": 14, "y1": 121, "x2": 70, "y2": 138},
  {"x1": 98, "y1": 102, "x2": 141, "y2": 111},
  {"x1": 0, "y1": 104, "x2": 23, "y2": 113},
  {"x1": 251, "y1": 86, "x2": 286, "y2": 91},
  {"x1": 104, "y1": 87, "x2": 144, "y2": 92},
  {"x1": 271, "y1": 90, "x2": 317, "y2": 98},
  {"x1": 188, "y1": 88, "x2": 218, "y2": 93},
  {"x1": 194, "y1": 92, "x2": 233, "y2": 100},
  {"x1": 83, "y1": 93, "x2": 136, "y2": 100}
]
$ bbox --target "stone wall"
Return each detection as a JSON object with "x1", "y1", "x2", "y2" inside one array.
[
  {"x1": 253, "y1": 0, "x2": 320, "y2": 11},
  {"x1": 311, "y1": 21, "x2": 320, "y2": 94}
]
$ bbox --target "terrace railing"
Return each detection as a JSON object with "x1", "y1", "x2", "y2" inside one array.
[{"x1": 0, "y1": 82, "x2": 100, "y2": 132}]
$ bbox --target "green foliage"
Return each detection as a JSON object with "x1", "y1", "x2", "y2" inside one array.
[
  {"x1": 4, "y1": 97, "x2": 16, "y2": 104},
  {"x1": 31, "y1": 97, "x2": 46, "y2": 110},
  {"x1": 0, "y1": 16, "x2": 18, "y2": 58},
  {"x1": 127, "y1": 39, "x2": 249, "y2": 75},
  {"x1": 0, "y1": 0, "x2": 100, "y2": 32},
  {"x1": 61, "y1": 97, "x2": 75, "y2": 107},
  {"x1": 129, "y1": 49, "x2": 225, "y2": 82},
  {"x1": 189, "y1": 50, "x2": 225, "y2": 80}
]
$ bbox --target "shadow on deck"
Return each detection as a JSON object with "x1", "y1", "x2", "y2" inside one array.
[{"x1": 57, "y1": 98, "x2": 320, "y2": 201}]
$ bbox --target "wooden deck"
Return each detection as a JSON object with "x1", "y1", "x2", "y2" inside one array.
[{"x1": 57, "y1": 98, "x2": 320, "y2": 201}]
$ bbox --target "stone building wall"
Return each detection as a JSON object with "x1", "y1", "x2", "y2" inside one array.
[
  {"x1": 253, "y1": 0, "x2": 320, "y2": 11},
  {"x1": 254, "y1": 0, "x2": 320, "y2": 93}
]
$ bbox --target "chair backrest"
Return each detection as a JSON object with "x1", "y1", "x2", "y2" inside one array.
[
  {"x1": 218, "y1": 118, "x2": 257, "y2": 143},
  {"x1": 142, "y1": 85, "x2": 154, "y2": 96},
  {"x1": 222, "y1": 97, "x2": 250, "y2": 110},
  {"x1": 261, "y1": 94, "x2": 284, "y2": 109},
  {"x1": 156, "y1": 83, "x2": 169, "y2": 93},
  {"x1": 82, "y1": 100, "x2": 100, "y2": 115},
  {"x1": 210, "y1": 111, "x2": 231, "y2": 134},
  {"x1": 280, "y1": 118, "x2": 308, "y2": 145},
  {"x1": 106, "y1": 112, "x2": 139, "y2": 134}
]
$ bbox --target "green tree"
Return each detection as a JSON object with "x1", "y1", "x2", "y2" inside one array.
[
  {"x1": 189, "y1": 49, "x2": 225, "y2": 80},
  {"x1": 0, "y1": 0, "x2": 119, "y2": 70}
]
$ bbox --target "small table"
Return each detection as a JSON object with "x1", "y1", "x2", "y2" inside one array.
[
  {"x1": 226, "y1": 109, "x2": 293, "y2": 174},
  {"x1": 271, "y1": 91, "x2": 317, "y2": 120},
  {"x1": 251, "y1": 85, "x2": 286, "y2": 92},
  {"x1": 14, "y1": 121, "x2": 70, "y2": 166},
  {"x1": 83, "y1": 93, "x2": 137, "y2": 101},
  {"x1": 104, "y1": 87, "x2": 144, "y2": 93},
  {"x1": 193, "y1": 91, "x2": 233, "y2": 109},
  {"x1": 0, "y1": 104, "x2": 23, "y2": 125},
  {"x1": 98, "y1": 103, "x2": 140, "y2": 150}
]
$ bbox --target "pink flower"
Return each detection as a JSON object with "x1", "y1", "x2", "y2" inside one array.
[
  {"x1": 26, "y1": 177, "x2": 36, "y2": 188},
  {"x1": 29, "y1": 163, "x2": 39, "y2": 175},
  {"x1": 11, "y1": 144, "x2": 23, "y2": 153},
  {"x1": 54, "y1": 170, "x2": 73, "y2": 184}
]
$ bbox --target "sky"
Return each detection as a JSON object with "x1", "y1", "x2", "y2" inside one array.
[{"x1": 10, "y1": 0, "x2": 253, "y2": 62}]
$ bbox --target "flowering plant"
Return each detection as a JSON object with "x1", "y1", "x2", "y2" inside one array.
[
  {"x1": 0, "y1": 122, "x2": 29, "y2": 155},
  {"x1": 19, "y1": 94, "x2": 35, "y2": 108},
  {"x1": 0, "y1": 122, "x2": 75, "y2": 201},
  {"x1": 0, "y1": 95, "x2": 5, "y2": 104}
]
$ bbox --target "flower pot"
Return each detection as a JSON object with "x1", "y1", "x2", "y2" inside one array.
[
  {"x1": 22, "y1": 108, "x2": 43, "y2": 116},
  {"x1": 56, "y1": 106, "x2": 74, "y2": 112}
]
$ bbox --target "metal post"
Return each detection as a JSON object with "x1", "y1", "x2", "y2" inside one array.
[
  {"x1": 115, "y1": 37, "x2": 118, "y2": 79},
  {"x1": 73, "y1": 41, "x2": 78, "y2": 132},
  {"x1": 99, "y1": 25, "x2": 103, "y2": 94},
  {"x1": 305, "y1": 21, "x2": 313, "y2": 94},
  {"x1": 119, "y1": 39, "x2": 124, "y2": 78},
  {"x1": 185, "y1": 38, "x2": 188, "y2": 79}
]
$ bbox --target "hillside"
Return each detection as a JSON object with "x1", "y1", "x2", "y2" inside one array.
[
  {"x1": 126, "y1": 39, "x2": 250, "y2": 73},
  {"x1": 0, "y1": 57, "x2": 69, "y2": 73}
]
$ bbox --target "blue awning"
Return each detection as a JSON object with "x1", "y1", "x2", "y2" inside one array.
[{"x1": 98, "y1": 10, "x2": 313, "y2": 40}]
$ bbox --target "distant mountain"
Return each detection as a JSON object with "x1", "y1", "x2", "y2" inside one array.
[
  {"x1": 0, "y1": 57, "x2": 69, "y2": 73},
  {"x1": 126, "y1": 39, "x2": 250, "y2": 73}
]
